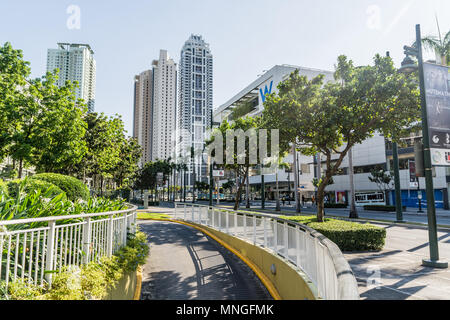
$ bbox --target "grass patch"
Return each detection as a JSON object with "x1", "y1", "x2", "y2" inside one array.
[{"x1": 137, "y1": 211, "x2": 171, "y2": 220}]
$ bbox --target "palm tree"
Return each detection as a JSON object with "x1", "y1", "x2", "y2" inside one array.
[{"x1": 416, "y1": 20, "x2": 450, "y2": 66}]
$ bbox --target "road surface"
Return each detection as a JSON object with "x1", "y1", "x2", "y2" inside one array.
[{"x1": 138, "y1": 220, "x2": 272, "y2": 300}]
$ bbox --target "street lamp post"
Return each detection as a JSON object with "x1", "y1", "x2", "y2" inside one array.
[
  {"x1": 399, "y1": 24, "x2": 448, "y2": 269},
  {"x1": 392, "y1": 141, "x2": 404, "y2": 222},
  {"x1": 387, "y1": 50, "x2": 405, "y2": 223},
  {"x1": 261, "y1": 172, "x2": 265, "y2": 209}
]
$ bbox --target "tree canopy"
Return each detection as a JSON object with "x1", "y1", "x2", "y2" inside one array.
[{"x1": 262, "y1": 54, "x2": 420, "y2": 221}]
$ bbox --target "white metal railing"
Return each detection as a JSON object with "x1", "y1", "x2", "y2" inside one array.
[
  {"x1": 174, "y1": 203, "x2": 359, "y2": 300},
  {"x1": 0, "y1": 205, "x2": 137, "y2": 289}
]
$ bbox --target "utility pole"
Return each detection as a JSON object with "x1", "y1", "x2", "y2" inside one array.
[{"x1": 399, "y1": 24, "x2": 447, "y2": 268}]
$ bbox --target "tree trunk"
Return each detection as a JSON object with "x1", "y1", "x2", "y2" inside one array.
[
  {"x1": 316, "y1": 190, "x2": 325, "y2": 222},
  {"x1": 234, "y1": 168, "x2": 248, "y2": 211},
  {"x1": 292, "y1": 145, "x2": 301, "y2": 213},
  {"x1": 348, "y1": 147, "x2": 358, "y2": 218},
  {"x1": 18, "y1": 159, "x2": 23, "y2": 179}
]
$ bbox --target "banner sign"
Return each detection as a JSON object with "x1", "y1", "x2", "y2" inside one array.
[
  {"x1": 213, "y1": 170, "x2": 224, "y2": 177},
  {"x1": 408, "y1": 159, "x2": 418, "y2": 188},
  {"x1": 423, "y1": 62, "x2": 450, "y2": 166}
]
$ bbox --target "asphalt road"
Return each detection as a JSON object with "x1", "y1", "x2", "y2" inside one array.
[
  {"x1": 138, "y1": 220, "x2": 272, "y2": 300},
  {"x1": 142, "y1": 205, "x2": 450, "y2": 300}
]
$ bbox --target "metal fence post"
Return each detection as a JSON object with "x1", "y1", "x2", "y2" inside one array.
[
  {"x1": 264, "y1": 217, "x2": 267, "y2": 248},
  {"x1": 284, "y1": 222, "x2": 288, "y2": 258},
  {"x1": 243, "y1": 213, "x2": 247, "y2": 239},
  {"x1": 184, "y1": 204, "x2": 187, "y2": 220},
  {"x1": 234, "y1": 212, "x2": 237, "y2": 236},
  {"x1": 122, "y1": 213, "x2": 128, "y2": 246},
  {"x1": 253, "y1": 216, "x2": 256, "y2": 245},
  {"x1": 274, "y1": 220, "x2": 278, "y2": 254},
  {"x1": 296, "y1": 226, "x2": 301, "y2": 267},
  {"x1": 107, "y1": 215, "x2": 114, "y2": 257},
  {"x1": 82, "y1": 217, "x2": 92, "y2": 265},
  {"x1": 45, "y1": 220, "x2": 56, "y2": 285},
  {"x1": 226, "y1": 212, "x2": 229, "y2": 234},
  {"x1": 212, "y1": 208, "x2": 215, "y2": 227}
]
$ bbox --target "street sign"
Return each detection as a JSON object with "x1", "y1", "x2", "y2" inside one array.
[
  {"x1": 423, "y1": 62, "x2": 450, "y2": 166},
  {"x1": 213, "y1": 170, "x2": 224, "y2": 177},
  {"x1": 157, "y1": 172, "x2": 163, "y2": 184}
]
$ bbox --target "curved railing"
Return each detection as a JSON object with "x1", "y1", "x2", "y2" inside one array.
[
  {"x1": 174, "y1": 203, "x2": 359, "y2": 300},
  {"x1": 0, "y1": 205, "x2": 138, "y2": 289}
]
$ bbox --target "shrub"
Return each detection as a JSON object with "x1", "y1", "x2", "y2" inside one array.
[
  {"x1": 7, "y1": 178, "x2": 65, "y2": 199},
  {"x1": 280, "y1": 215, "x2": 386, "y2": 252},
  {"x1": 363, "y1": 205, "x2": 396, "y2": 212},
  {"x1": 0, "y1": 229, "x2": 149, "y2": 300},
  {"x1": 116, "y1": 231, "x2": 149, "y2": 272},
  {"x1": 308, "y1": 220, "x2": 386, "y2": 251},
  {"x1": 0, "y1": 180, "x2": 8, "y2": 198},
  {"x1": 31, "y1": 173, "x2": 89, "y2": 201},
  {"x1": 0, "y1": 279, "x2": 43, "y2": 300}
]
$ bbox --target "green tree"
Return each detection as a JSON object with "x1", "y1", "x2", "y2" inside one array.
[
  {"x1": 29, "y1": 72, "x2": 87, "y2": 174},
  {"x1": 112, "y1": 137, "x2": 142, "y2": 188},
  {"x1": 262, "y1": 54, "x2": 420, "y2": 222},
  {"x1": 0, "y1": 43, "x2": 31, "y2": 162},
  {"x1": 5, "y1": 71, "x2": 87, "y2": 178},
  {"x1": 368, "y1": 168, "x2": 394, "y2": 205},
  {"x1": 206, "y1": 116, "x2": 260, "y2": 210},
  {"x1": 76, "y1": 112, "x2": 126, "y2": 195}
]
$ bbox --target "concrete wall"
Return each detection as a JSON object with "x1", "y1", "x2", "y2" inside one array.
[{"x1": 105, "y1": 268, "x2": 141, "y2": 300}]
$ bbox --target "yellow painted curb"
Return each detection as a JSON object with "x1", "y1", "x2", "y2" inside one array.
[
  {"x1": 139, "y1": 217, "x2": 282, "y2": 300},
  {"x1": 133, "y1": 266, "x2": 143, "y2": 300}
]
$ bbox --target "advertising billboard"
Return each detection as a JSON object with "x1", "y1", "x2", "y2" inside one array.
[{"x1": 423, "y1": 62, "x2": 450, "y2": 166}]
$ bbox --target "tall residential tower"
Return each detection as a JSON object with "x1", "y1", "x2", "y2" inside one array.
[
  {"x1": 133, "y1": 50, "x2": 177, "y2": 166},
  {"x1": 46, "y1": 43, "x2": 96, "y2": 112},
  {"x1": 176, "y1": 34, "x2": 213, "y2": 186}
]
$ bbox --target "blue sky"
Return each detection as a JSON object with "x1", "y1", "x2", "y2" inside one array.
[{"x1": 1, "y1": 0, "x2": 449, "y2": 135}]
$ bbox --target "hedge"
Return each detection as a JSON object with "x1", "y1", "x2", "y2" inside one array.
[
  {"x1": 363, "y1": 205, "x2": 396, "y2": 212},
  {"x1": 308, "y1": 220, "x2": 386, "y2": 251},
  {"x1": 31, "y1": 173, "x2": 89, "y2": 201},
  {"x1": 7, "y1": 179, "x2": 66, "y2": 199},
  {"x1": 280, "y1": 215, "x2": 386, "y2": 252}
]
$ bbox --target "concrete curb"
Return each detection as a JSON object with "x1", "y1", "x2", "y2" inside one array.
[{"x1": 133, "y1": 266, "x2": 143, "y2": 300}]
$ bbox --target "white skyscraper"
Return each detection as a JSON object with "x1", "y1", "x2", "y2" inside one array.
[
  {"x1": 133, "y1": 50, "x2": 177, "y2": 166},
  {"x1": 151, "y1": 50, "x2": 177, "y2": 161},
  {"x1": 46, "y1": 43, "x2": 96, "y2": 112},
  {"x1": 177, "y1": 35, "x2": 213, "y2": 186}
]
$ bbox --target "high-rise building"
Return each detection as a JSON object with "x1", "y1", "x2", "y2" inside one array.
[
  {"x1": 176, "y1": 34, "x2": 213, "y2": 186},
  {"x1": 133, "y1": 50, "x2": 177, "y2": 166},
  {"x1": 151, "y1": 50, "x2": 177, "y2": 161},
  {"x1": 46, "y1": 43, "x2": 96, "y2": 112},
  {"x1": 133, "y1": 70, "x2": 153, "y2": 166}
]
